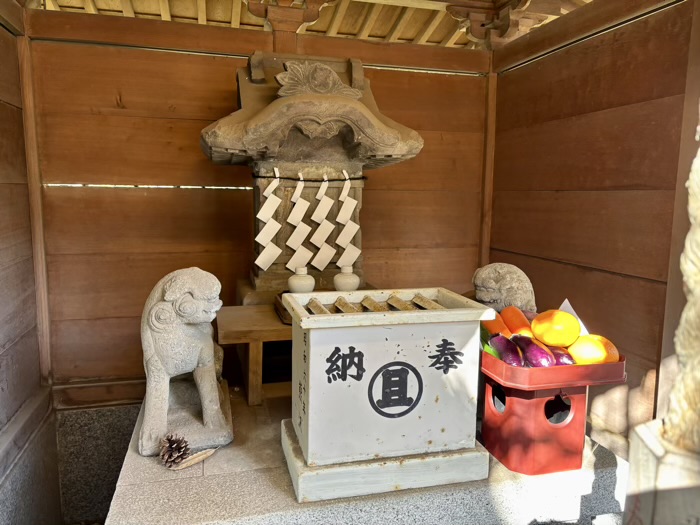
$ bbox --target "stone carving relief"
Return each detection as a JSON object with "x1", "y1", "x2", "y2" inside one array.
[
  {"x1": 138, "y1": 267, "x2": 232, "y2": 456},
  {"x1": 277, "y1": 61, "x2": 362, "y2": 99},
  {"x1": 663, "y1": 108, "x2": 700, "y2": 453}
]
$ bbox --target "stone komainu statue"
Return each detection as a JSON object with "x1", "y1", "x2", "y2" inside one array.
[
  {"x1": 472, "y1": 262, "x2": 537, "y2": 313},
  {"x1": 138, "y1": 267, "x2": 228, "y2": 456}
]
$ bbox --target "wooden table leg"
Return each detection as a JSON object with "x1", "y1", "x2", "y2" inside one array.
[{"x1": 247, "y1": 340, "x2": 263, "y2": 406}]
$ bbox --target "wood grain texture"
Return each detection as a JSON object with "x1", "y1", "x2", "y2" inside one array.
[
  {"x1": 363, "y1": 246, "x2": 479, "y2": 294},
  {"x1": 0, "y1": 330, "x2": 40, "y2": 429},
  {"x1": 0, "y1": 0, "x2": 23, "y2": 36},
  {"x1": 43, "y1": 187, "x2": 253, "y2": 255},
  {"x1": 47, "y1": 252, "x2": 250, "y2": 321},
  {"x1": 365, "y1": 130, "x2": 483, "y2": 192},
  {"x1": 25, "y1": 9, "x2": 272, "y2": 56},
  {"x1": 0, "y1": 257, "x2": 36, "y2": 353},
  {"x1": 0, "y1": 183, "x2": 32, "y2": 269},
  {"x1": 0, "y1": 26, "x2": 20, "y2": 108},
  {"x1": 494, "y1": 95, "x2": 685, "y2": 192},
  {"x1": 51, "y1": 318, "x2": 144, "y2": 382},
  {"x1": 363, "y1": 189, "x2": 481, "y2": 250},
  {"x1": 18, "y1": 36, "x2": 51, "y2": 382},
  {"x1": 365, "y1": 68, "x2": 486, "y2": 133},
  {"x1": 0, "y1": 100, "x2": 26, "y2": 183},
  {"x1": 38, "y1": 113, "x2": 252, "y2": 186},
  {"x1": 297, "y1": 33, "x2": 490, "y2": 72},
  {"x1": 491, "y1": 190, "x2": 674, "y2": 282},
  {"x1": 493, "y1": 0, "x2": 680, "y2": 72},
  {"x1": 480, "y1": 72, "x2": 497, "y2": 267},
  {"x1": 32, "y1": 41, "x2": 243, "y2": 120},
  {"x1": 497, "y1": 2, "x2": 692, "y2": 132}
]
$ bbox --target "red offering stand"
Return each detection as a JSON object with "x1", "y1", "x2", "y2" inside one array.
[{"x1": 480, "y1": 352, "x2": 626, "y2": 475}]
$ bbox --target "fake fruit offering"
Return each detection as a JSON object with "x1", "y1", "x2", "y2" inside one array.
[
  {"x1": 567, "y1": 335, "x2": 619, "y2": 365},
  {"x1": 512, "y1": 335, "x2": 555, "y2": 368},
  {"x1": 531, "y1": 310, "x2": 581, "y2": 347},
  {"x1": 480, "y1": 305, "x2": 621, "y2": 368},
  {"x1": 500, "y1": 306, "x2": 534, "y2": 337}
]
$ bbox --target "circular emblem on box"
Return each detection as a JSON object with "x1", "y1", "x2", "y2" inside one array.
[{"x1": 368, "y1": 361, "x2": 423, "y2": 418}]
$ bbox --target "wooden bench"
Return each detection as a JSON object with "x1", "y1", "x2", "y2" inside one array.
[{"x1": 216, "y1": 304, "x2": 292, "y2": 405}]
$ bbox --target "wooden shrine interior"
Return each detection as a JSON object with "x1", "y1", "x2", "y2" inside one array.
[{"x1": 1, "y1": 0, "x2": 699, "y2": 460}]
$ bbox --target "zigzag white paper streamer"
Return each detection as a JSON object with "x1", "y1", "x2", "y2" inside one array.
[{"x1": 254, "y1": 171, "x2": 282, "y2": 271}]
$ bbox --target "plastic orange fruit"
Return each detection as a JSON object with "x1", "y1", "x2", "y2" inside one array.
[
  {"x1": 567, "y1": 334, "x2": 619, "y2": 365},
  {"x1": 531, "y1": 309, "x2": 581, "y2": 347}
]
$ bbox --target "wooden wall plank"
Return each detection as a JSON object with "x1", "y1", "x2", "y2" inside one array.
[
  {"x1": 365, "y1": 69, "x2": 486, "y2": 133},
  {"x1": 25, "y1": 9, "x2": 272, "y2": 56},
  {"x1": 32, "y1": 41, "x2": 243, "y2": 120},
  {"x1": 0, "y1": 258, "x2": 36, "y2": 353},
  {"x1": 47, "y1": 252, "x2": 250, "y2": 321},
  {"x1": 365, "y1": 130, "x2": 483, "y2": 192},
  {"x1": 364, "y1": 246, "x2": 478, "y2": 294},
  {"x1": 39, "y1": 113, "x2": 252, "y2": 186},
  {"x1": 297, "y1": 33, "x2": 490, "y2": 72},
  {"x1": 496, "y1": 2, "x2": 692, "y2": 132},
  {"x1": 0, "y1": 100, "x2": 26, "y2": 183},
  {"x1": 0, "y1": 26, "x2": 21, "y2": 108},
  {"x1": 0, "y1": 184, "x2": 32, "y2": 269},
  {"x1": 51, "y1": 318, "x2": 143, "y2": 382},
  {"x1": 0, "y1": 0, "x2": 24, "y2": 36},
  {"x1": 363, "y1": 189, "x2": 481, "y2": 250},
  {"x1": 0, "y1": 330, "x2": 41, "y2": 428},
  {"x1": 493, "y1": 0, "x2": 680, "y2": 72},
  {"x1": 491, "y1": 190, "x2": 674, "y2": 281},
  {"x1": 495, "y1": 95, "x2": 685, "y2": 192},
  {"x1": 43, "y1": 187, "x2": 253, "y2": 255}
]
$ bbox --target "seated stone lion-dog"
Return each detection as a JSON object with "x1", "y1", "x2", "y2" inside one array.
[{"x1": 138, "y1": 267, "x2": 228, "y2": 456}]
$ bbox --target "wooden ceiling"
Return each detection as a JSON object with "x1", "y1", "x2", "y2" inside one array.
[{"x1": 31, "y1": 0, "x2": 592, "y2": 49}]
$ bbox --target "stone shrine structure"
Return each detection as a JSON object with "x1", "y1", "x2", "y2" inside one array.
[{"x1": 201, "y1": 52, "x2": 423, "y2": 304}]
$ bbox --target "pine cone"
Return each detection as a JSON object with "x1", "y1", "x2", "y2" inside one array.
[{"x1": 159, "y1": 433, "x2": 191, "y2": 469}]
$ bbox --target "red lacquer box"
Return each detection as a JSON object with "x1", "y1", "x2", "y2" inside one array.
[{"x1": 479, "y1": 352, "x2": 626, "y2": 475}]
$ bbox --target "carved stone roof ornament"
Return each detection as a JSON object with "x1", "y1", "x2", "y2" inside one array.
[
  {"x1": 201, "y1": 52, "x2": 423, "y2": 170},
  {"x1": 201, "y1": 52, "x2": 423, "y2": 301}
]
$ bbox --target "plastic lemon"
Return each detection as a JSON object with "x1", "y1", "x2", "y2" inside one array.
[
  {"x1": 567, "y1": 334, "x2": 619, "y2": 365},
  {"x1": 531, "y1": 309, "x2": 581, "y2": 347}
]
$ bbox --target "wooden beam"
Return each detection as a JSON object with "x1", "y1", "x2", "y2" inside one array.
[
  {"x1": 326, "y1": 0, "x2": 350, "y2": 36},
  {"x1": 385, "y1": 6, "x2": 414, "y2": 42},
  {"x1": 25, "y1": 9, "x2": 273, "y2": 55},
  {"x1": 440, "y1": 23, "x2": 463, "y2": 47},
  {"x1": 297, "y1": 32, "x2": 489, "y2": 71},
  {"x1": 357, "y1": 2, "x2": 381, "y2": 38},
  {"x1": 493, "y1": 0, "x2": 681, "y2": 72},
  {"x1": 17, "y1": 37, "x2": 51, "y2": 383},
  {"x1": 479, "y1": 72, "x2": 496, "y2": 266},
  {"x1": 0, "y1": 0, "x2": 24, "y2": 34},
  {"x1": 159, "y1": 0, "x2": 171, "y2": 21},
  {"x1": 413, "y1": 10, "x2": 445, "y2": 44},
  {"x1": 120, "y1": 0, "x2": 135, "y2": 17},
  {"x1": 355, "y1": 0, "x2": 447, "y2": 11},
  {"x1": 84, "y1": 0, "x2": 98, "y2": 14},
  {"x1": 197, "y1": 0, "x2": 206, "y2": 24},
  {"x1": 231, "y1": 0, "x2": 241, "y2": 28}
]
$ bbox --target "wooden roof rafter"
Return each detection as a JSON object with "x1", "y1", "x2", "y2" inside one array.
[{"x1": 33, "y1": 0, "x2": 592, "y2": 49}]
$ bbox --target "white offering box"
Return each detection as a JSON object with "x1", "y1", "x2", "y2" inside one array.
[{"x1": 281, "y1": 288, "x2": 494, "y2": 501}]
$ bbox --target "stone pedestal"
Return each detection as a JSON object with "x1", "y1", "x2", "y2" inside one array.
[
  {"x1": 106, "y1": 388, "x2": 629, "y2": 525},
  {"x1": 623, "y1": 419, "x2": 700, "y2": 525}
]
